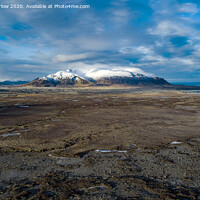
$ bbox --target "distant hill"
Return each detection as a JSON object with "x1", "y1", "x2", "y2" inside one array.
[
  {"x1": 0, "y1": 80, "x2": 29, "y2": 85},
  {"x1": 171, "y1": 82, "x2": 200, "y2": 87}
]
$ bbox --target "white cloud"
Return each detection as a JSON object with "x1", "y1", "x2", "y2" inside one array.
[
  {"x1": 65, "y1": 62, "x2": 119, "y2": 71},
  {"x1": 119, "y1": 45, "x2": 164, "y2": 63},
  {"x1": 178, "y1": 3, "x2": 199, "y2": 14},
  {"x1": 112, "y1": 9, "x2": 130, "y2": 24},
  {"x1": 71, "y1": 37, "x2": 113, "y2": 51},
  {"x1": 119, "y1": 46, "x2": 153, "y2": 55},
  {"x1": 171, "y1": 57, "x2": 195, "y2": 66},
  {"x1": 56, "y1": 61, "x2": 155, "y2": 77},
  {"x1": 148, "y1": 21, "x2": 190, "y2": 36},
  {"x1": 117, "y1": 66, "x2": 155, "y2": 77},
  {"x1": 53, "y1": 53, "x2": 95, "y2": 63},
  {"x1": 62, "y1": 61, "x2": 154, "y2": 76}
]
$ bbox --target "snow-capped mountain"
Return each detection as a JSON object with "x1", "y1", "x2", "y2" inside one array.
[
  {"x1": 41, "y1": 70, "x2": 80, "y2": 81},
  {"x1": 28, "y1": 69, "x2": 92, "y2": 87},
  {"x1": 84, "y1": 68, "x2": 169, "y2": 86},
  {"x1": 27, "y1": 68, "x2": 169, "y2": 87}
]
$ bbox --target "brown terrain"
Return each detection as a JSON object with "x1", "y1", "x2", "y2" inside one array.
[{"x1": 0, "y1": 86, "x2": 199, "y2": 199}]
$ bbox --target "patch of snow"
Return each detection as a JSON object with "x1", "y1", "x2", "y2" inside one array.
[
  {"x1": 18, "y1": 105, "x2": 29, "y2": 108},
  {"x1": 49, "y1": 154, "x2": 65, "y2": 159},
  {"x1": 87, "y1": 186, "x2": 106, "y2": 190},
  {"x1": 170, "y1": 141, "x2": 182, "y2": 145},
  {"x1": 79, "y1": 185, "x2": 107, "y2": 192},
  {"x1": 95, "y1": 149, "x2": 127, "y2": 153}
]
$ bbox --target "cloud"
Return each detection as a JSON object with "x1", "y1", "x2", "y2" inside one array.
[
  {"x1": 112, "y1": 9, "x2": 130, "y2": 24},
  {"x1": 148, "y1": 21, "x2": 191, "y2": 37},
  {"x1": 119, "y1": 46, "x2": 153, "y2": 55},
  {"x1": 53, "y1": 53, "x2": 96, "y2": 63},
  {"x1": 178, "y1": 3, "x2": 199, "y2": 14}
]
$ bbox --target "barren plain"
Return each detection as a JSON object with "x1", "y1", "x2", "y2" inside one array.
[{"x1": 0, "y1": 86, "x2": 199, "y2": 199}]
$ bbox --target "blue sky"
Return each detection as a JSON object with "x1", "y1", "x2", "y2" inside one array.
[{"x1": 0, "y1": 0, "x2": 200, "y2": 82}]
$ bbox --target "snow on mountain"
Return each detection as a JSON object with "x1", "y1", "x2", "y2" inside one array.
[
  {"x1": 85, "y1": 68, "x2": 155, "y2": 80},
  {"x1": 41, "y1": 69, "x2": 84, "y2": 81},
  {"x1": 86, "y1": 69, "x2": 132, "y2": 80}
]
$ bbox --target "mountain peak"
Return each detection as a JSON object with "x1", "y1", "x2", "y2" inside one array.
[{"x1": 41, "y1": 69, "x2": 79, "y2": 81}]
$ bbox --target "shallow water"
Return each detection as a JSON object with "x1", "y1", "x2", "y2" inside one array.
[
  {"x1": 184, "y1": 90, "x2": 200, "y2": 94},
  {"x1": 95, "y1": 149, "x2": 127, "y2": 153},
  {"x1": 1, "y1": 133, "x2": 21, "y2": 137},
  {"x1": 18, "y1": 105, "x2": 30, "y2": 108}
]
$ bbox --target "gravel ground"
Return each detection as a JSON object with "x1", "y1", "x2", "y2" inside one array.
[{"x1": 0, "y1": 86, "x2": 199, "y2": 199}]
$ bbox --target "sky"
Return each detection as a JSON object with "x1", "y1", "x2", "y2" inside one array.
[{"x1": 0, "y1": 0, "x2": 200, "y2": 82}]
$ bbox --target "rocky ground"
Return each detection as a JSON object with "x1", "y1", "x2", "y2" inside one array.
[{"x1": 0, "y1": 86, "x2": 199, "y2": 199}]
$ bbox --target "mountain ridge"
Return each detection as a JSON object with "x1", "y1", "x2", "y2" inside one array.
[{"x1": 26, "y1": 68, "x2": 170, "y2": 87}]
